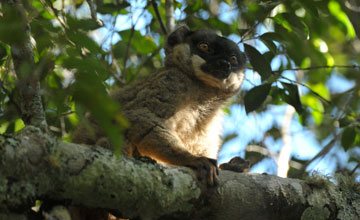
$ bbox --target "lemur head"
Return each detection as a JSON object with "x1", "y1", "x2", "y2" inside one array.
[{"x1": 165, "y1": 25, "x2": 246, "y2": 91}]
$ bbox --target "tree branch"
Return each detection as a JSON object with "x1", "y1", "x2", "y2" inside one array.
[
  {"x1": 86, "y1": 0, "x2": 103, "y2": 26},
  {"x1": 165, "y1": 0, "x2": 175, "y2": 32},
  {"x1": 277, "y1": 105, "x2": 295, "y2": 177},
  {"x1": 291, "y1": 133, "x2": 342, "y2": 178},
  {"x1": 7, "y1": 0, "x2": 47, "y2": 131},
  {"x1": 1, "y1": 127, "x2": 359, "y2": 220},
  {"x1": 279, "y1": 75, "x2": 332, "y2": 105},
  {"x1": 273, "y1": 64, "x2": 360, "y2": 72},
  {"x1": 151, "y1": 0, "x2": 167, "y2": 35},
  {"x1": 0, "y1": 126, "x2": 201, "y2": 220}
]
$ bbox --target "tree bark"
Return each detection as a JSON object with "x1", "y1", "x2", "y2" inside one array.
[
  {"x1": 165, "y1": 0, "x2": 175, "y2": 32},
  {"x1": 7, "y1": 0, "x2": 47, "y2": 131},
  {"x1": 1, "y1": 126, "x2": 359, "y2": 220}
]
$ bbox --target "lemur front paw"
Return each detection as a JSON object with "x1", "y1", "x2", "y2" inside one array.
[{"x1": 186, "y1": 156, "x2": 219, "y2": 186}]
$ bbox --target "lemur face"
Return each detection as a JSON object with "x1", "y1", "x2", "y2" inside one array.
[
  {"x1": 187, "y1": 30, "x2": 245, "y2": 80},
  {"x1": 165, "y1": 26, "x2": 246, "y2": 90}
]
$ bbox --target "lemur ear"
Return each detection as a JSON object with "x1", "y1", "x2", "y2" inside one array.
[
  {"x1": 165, "y1": 25, "x2": 192, "y2": 54},
  {"x1": 167, "y1": 25, "x2": 192, "y2": 46}
]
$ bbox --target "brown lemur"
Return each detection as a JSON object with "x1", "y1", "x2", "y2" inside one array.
[{"x1": 72, "y1": 25, "x2": 246, "y2": 186}]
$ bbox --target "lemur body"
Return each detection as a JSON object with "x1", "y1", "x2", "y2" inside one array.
[{"x1": 73, "y1": 26, "x2": 246, "y2": 185}]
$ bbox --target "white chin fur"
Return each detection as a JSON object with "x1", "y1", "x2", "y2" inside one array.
[{"x1": 191, "y1": 55, "x2": 244, "y2": 91}]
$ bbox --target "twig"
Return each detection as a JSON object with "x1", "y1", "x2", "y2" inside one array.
[
  {"x1": 122, "y1": 7, "x2": 147, "y2": 80},
  {"x1": 151, "y1": 0, "x2": 167, "y2": 35},
  {"x1": 279, "y1": 75, "x2": 332, "y2": 105},
  {"x1": 40, "y1": 0, "x2": 76, "y2": 47},
  {"x1": 239, "y1": 21, "x2": 260, "y2": 44},
  {"x1": 40, "y1": 0, "x2": 68, "y2": 30},
  {"x1": 122, "y1": 25, "x2": 136, "y2": 81},
  {"x1": 350, "y1": 163, "x2": 360, "y2": 176},
  {"x1": 273, "y1": 64, "x2": 360, "y2": 73},
  {"x1": 291, "y1": 132, "x2": 341, "y2": 178},
  {"x1": 61, "y1": 111, "x2": 75, "y2": 116},
  {"x1": 86, "y1": 0, "x2": 103, "y2": 26}
]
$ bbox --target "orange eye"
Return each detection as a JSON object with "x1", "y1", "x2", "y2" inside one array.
[
  {"x1": 198, "y1": 43, "x2": 209, "y2": 52},
  {"x1": 230, "y1": 55, "x2": 238, "y2": 64}
]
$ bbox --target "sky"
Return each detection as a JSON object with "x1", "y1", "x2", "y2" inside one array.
[{"x1": 76, "y1": 0, "x2": 358, "y2": 178}]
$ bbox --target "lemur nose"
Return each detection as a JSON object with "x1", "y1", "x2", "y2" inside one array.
[{"x1": 217, "y1": 59, "x2": 231, "y2": 70}]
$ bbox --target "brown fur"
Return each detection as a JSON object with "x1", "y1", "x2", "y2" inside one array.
[{"x1": 72, "y1": 26, "x2": 245, "y2": 187}]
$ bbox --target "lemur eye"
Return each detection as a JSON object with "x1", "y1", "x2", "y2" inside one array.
[
  {"x1": 198, "y1": 43, "x2": 209, "y2": 52},
  {"x1": 229, "y1": 55, "x2": 238, "y2": 64}
]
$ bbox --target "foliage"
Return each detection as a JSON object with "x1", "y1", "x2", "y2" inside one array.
[{"x1": 0, "y1": 0, "x2": 359, "y2": 178}]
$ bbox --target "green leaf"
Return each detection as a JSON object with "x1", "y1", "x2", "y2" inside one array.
[
  {"x1": 299, "y1": 0, "x2": 319, "y2": 17},
  {"x1": 222, "y1": 133, "x2": 238, "y2": 145},
  {"x1": 244, "y1": 83, "x2": 272, "y2": 114},
  {"x1": 97, "y1": 3, "x2": 130, "y2": 15},
  {"x1": 67, "y1": 31, "x2": 100, "y2": 54},
  {"x1": 119, "y1": 30, "x2": 157, "y2": 55},
  {"x1": 259, "y1": 32, "x2": 283, "y2": 54},
  {"x1": 281, "y1": 82, "x2": 303, "y2": 114},
  {"x1": 341, "y1": 127, "x2": 356, "y2": 151},
  {"x1": 301, "y1": 95, "x2": 324, "y2": 125},
  {"x1": 67, "y1": 17, "x2": 101, "y2": 31},
  {"x1": 112, "y1": 41, "x2": 128, "y2": 59},
  {"x1": 0, "y1": 4, "x2": 26, "y2": 44},
  {"x1": 338, "y1": 117, "x2": 352, "y2": 128},
  {"x1": 259, "y1": 35, "x2": 277, "y2": 53},
  {"x1": 0, "y1": 43, "x2": 7, "y2": 61},
  {"x1": 272, "y1": 13, "x2": 309, "y2": 39},
  {"x1": 237, "y1": 28, "x2": 250, "y2": 37},
  {"x1": 244, "y1": 44, "x2": 272, "y2": 81},
  {"x1": 328, "y1": 0, "x2": 355, "y2": 38},
  {"x1": 133, "y1": 35, "x2": 157, "y2": 55}
]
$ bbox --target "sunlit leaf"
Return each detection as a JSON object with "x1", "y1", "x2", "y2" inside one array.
[
  {"x1": 272, "y1": 13, "x2": 292, "y2": 32},
  {"x1": 301, "y1": 95, "x2": 324, "y2": 125},
  {"x1": 273, "y1": 13, "x2": 309, "y2": 39},
  {"x1": 0, "y1": 43, "x2": 7, "y2": 61},
  {"x1": 309, "y1": 83, "x2": 330, "y2": 101},
  {"x1": 328, "y1": 0, "x2": 355, "y2": 38},
  {"x1": 14, "y1": 119, "x2": 25, "y2": 132}
]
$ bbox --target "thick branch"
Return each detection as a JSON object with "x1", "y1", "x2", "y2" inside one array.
[
  {"x1": 165, "y1": 0, "x2": 175, "y2": 32},
  {"x1": 0, "y1": 127, "x2": 359, "y2": 220},
  {"x1": 0, "y1": 126, "x2": 200, "y2": 220},
  {"x1": 7, "y1": 1, "x2": 47, "y2": 130}
]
